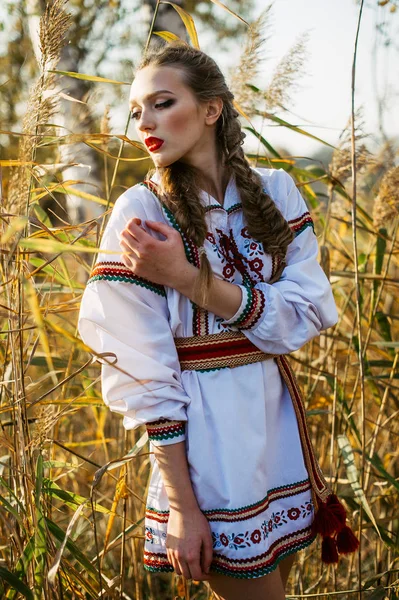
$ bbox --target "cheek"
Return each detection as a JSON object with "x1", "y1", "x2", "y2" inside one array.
[{"x1": 164, "y1": 107, "x2": 199, "y2": 135}]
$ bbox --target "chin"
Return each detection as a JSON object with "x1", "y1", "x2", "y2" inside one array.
[{"x1": 152, "y1": 153, "x2": 183, "y2": 168}]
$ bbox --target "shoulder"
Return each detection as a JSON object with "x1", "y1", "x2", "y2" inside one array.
[
  {"x1": 97, "y1": 182, "x2": 165, "y2": 257},
  {"x1": 110, "y1": 181, "x2": 164, "y2": 225},
  {"x1": 251, "y1": 167, "x2": 308, "y2": 220}
]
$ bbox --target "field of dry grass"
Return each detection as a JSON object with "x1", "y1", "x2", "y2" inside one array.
[{"x1": 1, "y1": 0, "x2": 398, "y2": 598}]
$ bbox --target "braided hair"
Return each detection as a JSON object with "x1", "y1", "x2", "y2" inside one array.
[{"x1": 135, "y1": 41, "x2": 293, "y2": 306}]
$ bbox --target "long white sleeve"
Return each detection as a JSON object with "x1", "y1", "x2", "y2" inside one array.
[
  {"x1": 77, "y1": 185, "x2": 191, "y2": 446},
  {"x1": 221, "y1": 170, "x2": 338, "y2": 354}
]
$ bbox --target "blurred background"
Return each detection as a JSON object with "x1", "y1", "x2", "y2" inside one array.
[{"x1": 1, "y1": 1, "x2": 399, "y2": 599}]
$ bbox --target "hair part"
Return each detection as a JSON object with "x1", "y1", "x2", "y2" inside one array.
[{"x1": 136, "y1": 41, "x2": 294, "y2": 306}]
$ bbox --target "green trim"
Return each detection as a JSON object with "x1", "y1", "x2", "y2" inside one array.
[
  {"x1": 211, "y1": 533, "x2": 316, "y2": 579},
  {"x1": 162, "y1": 204, "x2": 196, "y2": 265},
  {"x1": 147, "y1": 431, "x2": 185, "y2": 442},
  {"x1": 143, "y1": 533, "x2": 316, "y2": 578},
  {"x1": 144, "y1": 563, "x2": 174, "y2": 574},
  {"x1": 146, "y1": 478, "x2": 310, "y2": 517},
  {"x1": 293, "y1": 221, "x2": 315, "y2": 237},
  {"x1": 203, "y1": 202, "x2": 242, "y2": 214},
  {"x1": 205, "y1": 204, "x2": 224, "y2": 212},
  {"x1": 227, "y1": 202, "x2": 242, "y2": 214},
  {"x1": 226, "y1": 285, "x2": 253, "y2": 328},
  {"x1": 87, "y1": 273, "x2": 166, "y2": 297},
  {"x1": 146, "y1": 421, "x2": 186, "y2": 442}
]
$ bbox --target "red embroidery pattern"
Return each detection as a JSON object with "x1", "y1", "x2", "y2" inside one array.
[
  {"x1": 212, "y1": 500, "x2": 313, "y2": 550},
  {"x1": 143, "y1": 527, "x2": 316, "y2": 578},
  {"x1": 146, "y1": 479, "x2": 311, "y2": 524},
  {"x1": 214, "y1": 228, "x2": 259, "y2": 287}
]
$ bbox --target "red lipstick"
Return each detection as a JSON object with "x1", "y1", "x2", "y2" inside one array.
[{"x1": 145, "y1": 137, "x2": 164, "y2": 151}]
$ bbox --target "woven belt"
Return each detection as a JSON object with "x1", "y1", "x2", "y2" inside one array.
[{"x1": 174, "y1": 330, "x2": 278, "y2": 371}]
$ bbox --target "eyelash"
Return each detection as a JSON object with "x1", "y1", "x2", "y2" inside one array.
[{"x1": 130, "y1": 99, "x2": 174, "y2": 120}]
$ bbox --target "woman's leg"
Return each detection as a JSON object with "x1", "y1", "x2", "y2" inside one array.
[
  {"x1": 207, "y1": 568, "x2": 285, "y2": 600},
  {"x1": 278, "y1": 553, "x2": 296, "y2": 589}
]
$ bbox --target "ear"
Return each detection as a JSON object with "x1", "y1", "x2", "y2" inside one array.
[{"x1": 204, "y1": 97, "x2": 223, "y2": 126}]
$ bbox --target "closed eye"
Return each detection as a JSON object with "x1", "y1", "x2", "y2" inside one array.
[{"x1": 130, "y1": 98, "x2": 175, "y2": 120}]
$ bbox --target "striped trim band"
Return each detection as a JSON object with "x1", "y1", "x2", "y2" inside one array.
[
  {"x1": 226, "y1": 287, "x2": 266, "y2": 330},
  {"x1": 174, "y1": 330, "x2": 277, "y2": 372},
  {"x1": 87, "y1": 262, "x2": 166, "y2": 297},
  {"x1": 288, "y1": 212, "x2": 315, "y2": 237},
  {"x1": 146, "y1": 419, "x2": 185, "y2": 443},
  {"x1": 146, "y1": 478, "x2": 311, "y2": 524}
]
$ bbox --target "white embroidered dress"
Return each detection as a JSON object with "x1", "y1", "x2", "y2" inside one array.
[{"x1": 78, "y1": 167, "x2": 338, "y2": 579}]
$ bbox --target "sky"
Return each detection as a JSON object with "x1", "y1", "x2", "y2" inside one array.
[
  {"x1": 123, "y1": 0, "x2": 398, "y2": 159},
  {"x1": 210, "y1": 0, "x2": 399, "y2": 157}
]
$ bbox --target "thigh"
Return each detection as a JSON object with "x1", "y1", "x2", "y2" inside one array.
[
  {"x1": 207, "y1": 567, "x2": 285, "y2": 600},
  {"x1": 279, "y1": 553, "x2": 296, "y2": 589}
]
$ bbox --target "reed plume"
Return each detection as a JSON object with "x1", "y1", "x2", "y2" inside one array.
[
  {"x1": 262, "y1": 32, "x2": 309, "y2": 111},
  {"x1": 228, "y1": 6, "x2": 272, "y2": 117},
  {"x1": 330, "y1": 109, "x2": 374, "y2": 183},
  {"x1": 373, "y1": 165, "x2": 399, "y2": 228},
  {"x1": 7, "y1": 0, "x2": 71, "y2": 215}
]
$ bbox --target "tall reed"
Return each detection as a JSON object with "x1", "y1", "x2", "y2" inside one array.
[{"x1": 0, "y1": 1, "x2": 398, "y2": 599}]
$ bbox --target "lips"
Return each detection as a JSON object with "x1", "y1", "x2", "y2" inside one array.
[{"x1": 145, "y1": 137, "x2": 164, "y2": 151}]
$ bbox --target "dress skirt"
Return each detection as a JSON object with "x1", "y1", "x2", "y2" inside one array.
[{"x1": 143, "y1": 359, "x2": 316, "y2": 579}]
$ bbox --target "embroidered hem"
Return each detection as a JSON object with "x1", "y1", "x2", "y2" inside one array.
[{"x1": 143, "y1": 528, "x2": 316, "y2": 579}]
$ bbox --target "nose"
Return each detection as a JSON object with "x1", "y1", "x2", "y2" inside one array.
[{"x1": 137, "y1": 108, "x2": 155, "y2": 133}]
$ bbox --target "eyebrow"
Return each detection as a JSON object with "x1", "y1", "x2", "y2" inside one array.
[{"x1": 129, "y1": 90, "x2": 176, "y2": 109}]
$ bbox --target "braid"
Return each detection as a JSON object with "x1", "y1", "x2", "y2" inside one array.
[
  {"x1": 147, "y1": 161, "x2": 213, "y2": 306},
  {"x1": 222, "y1": 102, "x2": 294, "y2": 282},
  {"x1": 136, "y1": 41, "x2": 293, "y2": 302}
]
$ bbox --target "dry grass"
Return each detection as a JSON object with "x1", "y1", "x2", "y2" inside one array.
[{"x1": 1, "y1": 1, "x2": 398, "y2": 599}]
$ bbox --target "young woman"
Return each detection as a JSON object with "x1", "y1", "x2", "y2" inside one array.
[{"x1": 78, "y1": 41, "x2": 358, "y2": 600}]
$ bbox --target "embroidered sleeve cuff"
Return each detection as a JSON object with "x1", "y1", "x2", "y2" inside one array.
[
  {"x1": 221, "y1": 285, "x2": 266, "y2": 331},
  {"x1": 146, "y1": 419, "x2": 186, "y2": 447}
]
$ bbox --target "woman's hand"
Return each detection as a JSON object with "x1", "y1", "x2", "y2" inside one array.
[
  {"x1": 166, "y1": 506, "x2": 214, "y2": 581},
  {"x1": 119, "y1": 217, "x2": 192, "y2": 288}
]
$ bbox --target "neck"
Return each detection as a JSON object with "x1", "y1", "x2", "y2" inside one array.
[{"x1": 198, "y1": 158, "x2": 231, "y2": 207}]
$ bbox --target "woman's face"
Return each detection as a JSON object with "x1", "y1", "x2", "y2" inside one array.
[{"x1": 129, "y1": 65, "x2": 217, "y2": 168}]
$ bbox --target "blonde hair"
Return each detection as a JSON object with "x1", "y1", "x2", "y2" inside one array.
[{"x1": 136, "y1": 41, "x2": 293, "y2": 306}]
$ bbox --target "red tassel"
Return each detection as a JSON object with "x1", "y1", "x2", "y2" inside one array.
[
  {"x1": 336, "y1": 525, "x2": 359, "y2": 554},
  {"x1": 326, "y1": 494, "x2": 347, "y2": 529},
  {"x1": 321, "y1": 536, "x2": 339, "y2": 564},
  {"x1": 312, "y1": 500, "x2": 344, "y2": 537}
]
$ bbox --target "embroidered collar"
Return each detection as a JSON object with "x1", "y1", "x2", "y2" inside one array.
[{"x1": 149, "y1": 170, "x2": 242, "y2": 213}]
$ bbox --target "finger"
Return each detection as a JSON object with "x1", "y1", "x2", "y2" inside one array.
[
  {"x1": 145, "y1": 220, "x2": 175, "y2": 237},
  {"x1": 167, "y1": 550, "x2": 181, "y2": 576},
  {"x1": 177, "y1": 559, "x2": 191, "y2": 580},
  {"x1": 201, "y1": 536, "x2": 214, "y2": 575},
  {"x1": 125, "y1": 218, "x2": 149, "y2": 243},
  {"x1": 121, "y1": 253, "x2": 134, "y2": 269},
  {"x1": 120, "y1": 229, "x2": 140, "y2": 250},
  {"x1": 189, "y1": 559, "x2": 208, "y2": 582},
  {"x1": 119, "y1": 237, "x2": 140, "y2": 258}
]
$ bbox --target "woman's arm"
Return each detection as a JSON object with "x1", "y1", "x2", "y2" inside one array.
[
  {"x1": 152, "y1": 441, "x2": 214, "y2": 581},
  {"x1": 119, "y1": 218, "x2": 242, "y2": 321},
  {"x1": 173, "y1": 262, "x2": 241, "y2": 320}
]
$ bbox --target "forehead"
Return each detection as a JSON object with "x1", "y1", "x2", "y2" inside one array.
[{"x1": 129, "y1": 65, "x2": 187, "y2": 107}]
